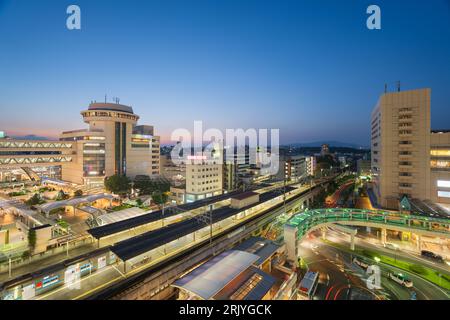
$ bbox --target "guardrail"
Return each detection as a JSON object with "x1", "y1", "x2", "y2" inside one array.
[{"x1": 286, "y1": 208, "x2": 450, "y2": 240}]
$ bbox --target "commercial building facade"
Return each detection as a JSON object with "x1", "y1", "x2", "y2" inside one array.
[
  {"x1": 1, "y1": 102, "x2": 160, "y2": 188},
  {"x1": 371, "y1": 88, "x2": 450, "y2": 208},
  {"x1": 185, "y1": 151, "x2": 223, "y2": 202},
  {"x1": 276, "y1": 155, "x2": 314, "y2": 181},
  {"x1": 430, "y1": 130, "x2": 450, "y2": 204}
]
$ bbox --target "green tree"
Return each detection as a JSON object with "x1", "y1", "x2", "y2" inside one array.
[
  {"x1": 56, "y1": 190, "x2": 69, "y2": 201},
  {"x1": 22, "y1": 251, "x2": 31, "y2": 260},
  {"x1": 27, "y1": 228, "x2": 37, "y2": 254},
  {"x1": 152, "y1": 190, "x2": 168, "y2": 206},
  {"x1": 134, "y1": 176, "x2": 170, "y2": 195},
  {"x1": 26, "y1": 193, "x2": 42, "y2": 206},
  {"x1": 104, "y1": 174, "x2": 131, "y2": 195}
]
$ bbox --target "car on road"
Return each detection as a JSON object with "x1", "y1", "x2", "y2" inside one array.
[
  {"x1": 421, "y1": 250, "x2": 445, "y2": 263},
  {"x1": 383, "y1": 243, "x2": 398, "y2": 250},
  {"x1": 352, "y1": 257, "x2": 369, "y2": 270},
  {"x1": 387, "y1": 272, "x2": 413, "y2": 288}
]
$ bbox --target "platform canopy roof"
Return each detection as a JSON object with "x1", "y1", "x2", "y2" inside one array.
[
  {"x1": 97, "y1": 207, "x2": 147, "y2": 226},
  {"x1": 172, "y1": 250, "x2": 259, "y2": 300}
]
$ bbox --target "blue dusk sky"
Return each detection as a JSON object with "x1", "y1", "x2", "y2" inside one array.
[{"x1": 0, "y1": 0, "x2": 449, "y2": 145}]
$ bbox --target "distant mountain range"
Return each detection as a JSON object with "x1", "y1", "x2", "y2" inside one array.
[
  {"x1": 10, "y1": 135, "x2": 54, "y2": 140},
  {"x1": 286, "y1": 141, "x2": 369, "y2": 149}
]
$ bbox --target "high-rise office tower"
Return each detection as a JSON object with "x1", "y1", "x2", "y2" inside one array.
[{"x1": 371, "y1": 88, "x2": 431, "y2": 209}]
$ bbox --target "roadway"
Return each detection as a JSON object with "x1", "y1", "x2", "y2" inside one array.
[
  {"x1": 326, "y1": 228, "x2": 450, "y2": 277},
  {"x1": 299, "y1": 237, "x2": 377, "y2": 300},
  {"x1": 317, "y1": 229, "x2": 450, "y2": 300},
  {"x1": 325, "y1": 181, "x2": 354, "y2": 208}
]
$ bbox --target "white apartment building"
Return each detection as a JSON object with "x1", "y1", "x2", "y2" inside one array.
[
  {"x1": 276, "y1": 155, "x2": 314, "y2": 181},
  {"x1": 185, "y1": 154, "x2": 223, "y2": 203}
]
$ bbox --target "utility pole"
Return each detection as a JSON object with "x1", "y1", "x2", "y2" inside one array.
[
  {"x1": 209, "y1": 204, "x2": 213, "y2": 249},
  {"x1": 193, "y1": 204, "x2": 214, "y2": 254},
  {"x1": 161, "y1": 203, "x2": 165, "y2": 227},
  {"x1": 283, "y1": 176, "x2": 287, "y2": 215}
]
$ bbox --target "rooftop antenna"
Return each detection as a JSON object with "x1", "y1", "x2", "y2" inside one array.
[
  {"x1": 105, "y1": 94, "x2": 107, "y2": 103},
  {"x1": 396, "y1": 81, "x2": 401, "y2": 92},
  {"x1": 384, "y1": 83, "x2": 387, "y2": 93}
]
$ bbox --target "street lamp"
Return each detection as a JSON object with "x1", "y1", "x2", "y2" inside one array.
[{"x1": 393, "y1": 244, "x2": 399, "y2": 263}]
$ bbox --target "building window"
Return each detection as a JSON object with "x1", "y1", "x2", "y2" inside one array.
[
  {"x1": 438, "y1": 191, "x2": 450, "y2": 198},
  {"x1": 431, "y1": 150, "x2": 450, "y2": 157},
  {"x1": 431, "y1": 160, "x2": 450, "y2": 168},
  {"x1": 399, "y1": 183, "x2": 412, "y2": 188},
  {"x1": 399, "y1": 172, "x2": 412, "y2": 177},
  {"x1": 437, "y1": 180, "x2": 450, "y2": 188}
]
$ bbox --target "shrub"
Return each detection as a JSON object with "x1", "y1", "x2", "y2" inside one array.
[
  {"x1": 361, "y1": 249, "x2": 377, "y2": 259},
  {"x1": 409, "y1": 264, "x2": 427, "y2": 275},
  {"x1": 22, "y1": 251, "x2": 31, "y2": 260}
]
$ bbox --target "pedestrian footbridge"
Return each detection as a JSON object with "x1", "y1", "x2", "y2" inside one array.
[{"x1": 284, "y1": 208, "x2": 450, "y2": 262}]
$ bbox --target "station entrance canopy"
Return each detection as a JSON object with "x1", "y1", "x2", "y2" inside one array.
[{"x1": 38, "y1": 194, "x2": 115, "y2": 215}]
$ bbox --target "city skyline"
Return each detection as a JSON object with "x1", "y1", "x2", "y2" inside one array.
[
  {"x1": 1, "y1": 1, "x2": 450, "y2": 304},
  {"x1": 1, "y1": 0, "x2": 450, "y2": 145}
]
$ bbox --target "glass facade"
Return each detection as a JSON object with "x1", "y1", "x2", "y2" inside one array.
[
  {"x1": 114, "y1": 122, "x2": 127, "y2": 175},
  {"x1": 83, "y1": 143, "x2": 105, "y2": 177}
]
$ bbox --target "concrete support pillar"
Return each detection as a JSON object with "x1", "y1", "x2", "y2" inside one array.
[
  {"x1": 284, "y1": 225, "x2": 298, "y2": 263},
  {"x1": 381, "y1": 228, "x2": 387, "y2": 245},
  {"x1": 321, "y1": 227, "x2": 327, "y2": 240},
  {"x1": 416, "y1": 235, "x2": 422, "y2": 251},
  {"x1": 350, "y1": 234, "x2": 355, "y2": 251}
]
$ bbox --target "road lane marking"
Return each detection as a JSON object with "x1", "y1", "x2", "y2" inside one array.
[{"x1": 325, "y1": 285, "x2": 335, "y2": 300}]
